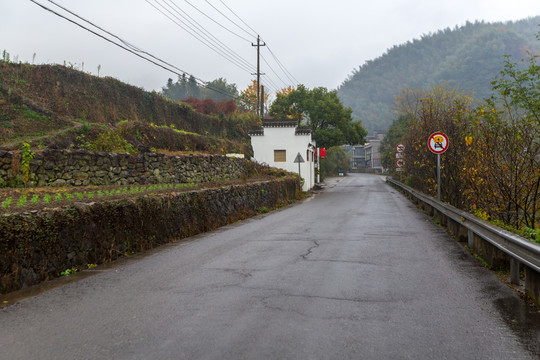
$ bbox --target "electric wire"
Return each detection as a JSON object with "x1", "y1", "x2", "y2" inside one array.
[
  {"x1": 46, "y1": 0, "x2": 187, "y2": 77},
  {"x1": 30, "y1": 0, "x2": 239, "y2": 100},
  {"x1": 258, "y1": 72, "x2": 280, "y2": 95},
  {"x1": 203, "y1": 0, "x2": 254, "y2": 39},
  {"x1": 162, "y1": 0, "x2": 254, "y2": 72},
  {"x1": 265, "y1": 43, "x2": 300, "y2": 86},
  {"x1": 209, "y1": 0, "x2": 300, "y2": 88},
  {"x1": 261, "y1": 53, "x2": 288, "y2": 88},
  {"x1": 217, "y1": 0, "x2": 258, "y2": 37},
  {"x1": 260, "y1": 82, "x2": 278, "y2": 97},
  {"x1": 184, "y1": 0, "x2": 253, "y2": 43},
  {"x1": 146, "y1": 0, "x2": 254, "y2": 74},
  {"x1": 36, "y1": 0, "x2": 297, "y2": 99}
]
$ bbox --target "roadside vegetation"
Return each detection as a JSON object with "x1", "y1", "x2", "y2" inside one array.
[
  {"x1": 0, "y1": 54, "x2": 259, "y2": 154},
  {"x1": 380, "y1": 31, "x2": 540, "y2": 244}
]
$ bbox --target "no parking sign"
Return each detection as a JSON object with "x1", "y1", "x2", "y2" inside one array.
[
  {"x1": 428, "y1": 132, "x2": 449, "y2": 154},
  {"x1": 428, "y1": 132, "x2": 449, "y2": 200}
]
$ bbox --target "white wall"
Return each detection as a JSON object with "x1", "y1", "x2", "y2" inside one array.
[{"x1": 251, "y1": 127, "x2": 315, "y2": 191}]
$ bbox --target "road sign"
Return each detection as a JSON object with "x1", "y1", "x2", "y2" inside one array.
[
  {"x1": 396, "y1": 158, "x2": 405, "y2": 168},
  {"x1": 396, "y1": 153, "x2": 405, "y2": 159},
  {"x1": 294, "y1": 153, "x2": 305, "y2": 163},
  {"x1": 428, "y1": 132, "x2": 449, "y2": 154},
  {"x1": 294, "y1": 152, "x2": 305, "y2": 188},
  {"x1": 396, "y1": 143, "x2": 406, "y2": 153},
  {"x1": 427, "y1": 132, "x2": 449, "y2": 200}
]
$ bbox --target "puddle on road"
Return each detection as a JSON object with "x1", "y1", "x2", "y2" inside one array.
[{"x1": 493, "y1": 296, "x2": 540, "y2": 355}]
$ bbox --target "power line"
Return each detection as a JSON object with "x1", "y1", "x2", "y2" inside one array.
[
  {"x1": 203, "y1": 0, "x2": 254, "y2": 39},
  {"x1": 35, "y1": 0, "x2": 299, "y2": 99},
  {"x1": 217, "y1": 0, "x2": 258, "y2": 37},
  {"x1": 261, "y1": 53, "x2": 288, "y2": 88},
  {"x1": 30, "y1": 0, "x2": 239, "y2": 100},
  {"x1": 265, "y1": 44, "x2": 300, "y2": 86},
  {"x1": 46, "y1": 0, "x2": 187, "y2": 76},
  {"x1": 146, "y1": 0, "x2": 254, "y2": 74},
  {"x1": 184, "y1": 0, "x2": 253, "y2": 43},
  {"x1": 210, "y1": 1, "x2": 300, "y2": 88},
  {"x1": 161, "y1": 0, "x2": 254, "y2": 72}
]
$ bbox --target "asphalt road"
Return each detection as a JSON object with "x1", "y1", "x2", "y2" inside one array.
[{"x1": 1, "y1": 173, "x2": 539, "y2": 359}]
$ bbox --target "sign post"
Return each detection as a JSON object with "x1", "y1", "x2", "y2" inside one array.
[
  {"x1": 395, "y1": 143, "x2": 406, "y2": 181},
  {"x1": 316, "y1": 148, "x2": 320, "y2": 184},
  {"x1": 427, "y1": 132, "x2": 449, "y2": 200},
  {"x1": 294, "y1": 152, "x2": 305, "y2": 188}
]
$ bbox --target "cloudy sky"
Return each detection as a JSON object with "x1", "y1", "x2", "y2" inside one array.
[{"x1": 2, "y1": 0, "x2": 540, "y2": 98}]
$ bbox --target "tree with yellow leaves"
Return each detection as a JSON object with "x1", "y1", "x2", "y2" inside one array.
[
  {"x1": 275, "y1": 86, "x2": 296, "y2": 98},
  {"x1": 393, "y1": 85, "x2": 474, "y2": 206},
  {"x1": 462, "y1": 49, "x2": 540, "y2": 230},
  {"x1": 236, "y1": 80, "x2": 269, "y2": 114}
]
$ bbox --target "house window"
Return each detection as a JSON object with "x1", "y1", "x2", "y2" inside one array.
[{"x1": 274, "y1": 150, "x2": 286, "y2": 162}]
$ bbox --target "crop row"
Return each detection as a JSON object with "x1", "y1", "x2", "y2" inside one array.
[{"x1": 0, "y1": 182, "x2": 196, "y2": 211}]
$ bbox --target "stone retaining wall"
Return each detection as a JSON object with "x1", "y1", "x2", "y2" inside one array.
[
  {"x1": 0, "y1": 178, "x2": 299, "y2": 294},
  {"x1": 0, "y1": 149, "x2": 246, "y2": 187}
]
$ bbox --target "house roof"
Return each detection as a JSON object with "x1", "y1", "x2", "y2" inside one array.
[
  {"x1": 248, "y1": 116, "x2": 312, "y2": 136},
  {"x1": 262, "y1": 119, "x2": 298, "y2": 128},
  {"x1": 295, "y1": 127, "x2": 312, "y2": 135}
]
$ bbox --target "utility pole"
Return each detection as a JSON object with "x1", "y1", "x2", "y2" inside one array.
[
  {"x1": 252, "y1": 35, "x2": 266, "y2": 118},
  {"x1": 260, "y1": 85, "x2": 265, "y2": 117}
]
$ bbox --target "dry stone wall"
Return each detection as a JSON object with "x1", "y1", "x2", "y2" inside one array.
[
  {"x1": 0, "y1": 149, "x2": 246, "y2": 187},
  {"x1": 0, "y1": 178, "x2": 298, "y2": 294}
]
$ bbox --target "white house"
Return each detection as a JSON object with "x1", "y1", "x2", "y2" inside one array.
[{"x1": 249, "y1": 118, "x2": 316, "y2": 191}]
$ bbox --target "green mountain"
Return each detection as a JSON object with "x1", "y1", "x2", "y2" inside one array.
[{"x1": 338, "y1": 17, "x2": 540, "y2": 132}]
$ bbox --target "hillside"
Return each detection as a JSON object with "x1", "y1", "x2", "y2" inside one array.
[
  {"x1": 338, "y1": 17, "x2": 540, "y2": 132},
  {"x1": 0, "y1": 61, "x2": 258, "y2": 154}
]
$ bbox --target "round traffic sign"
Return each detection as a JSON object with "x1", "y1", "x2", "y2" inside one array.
[
  {"x1": 428, "y1": 132, "x2": 449, "y2": 154},
  {"x1": 396, "y1": 143, "x2": 406, "y2": 153},
  {"x1": 396, "y1": 158, "x2": 405, "y2": 168}
]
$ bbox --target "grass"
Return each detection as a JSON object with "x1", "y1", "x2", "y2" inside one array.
[{"x1": 0, "y1": 181, "x2": 201, "y2": 213}]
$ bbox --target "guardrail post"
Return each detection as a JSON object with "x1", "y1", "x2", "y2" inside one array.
[
  {"x1": 386, "y1": 177, "x2": 540, "y2": 306},
  {"x1": 510, "y1": 258, "x2": 520, "y2": 285}
]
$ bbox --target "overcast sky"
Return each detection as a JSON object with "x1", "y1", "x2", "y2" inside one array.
[{"x1": 2, "y1": 0, "x2": 540, "y2": 98}]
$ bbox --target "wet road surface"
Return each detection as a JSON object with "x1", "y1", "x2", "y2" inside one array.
[{"x1": 1, "y1": 173, "x2": 539, "y2": 359}]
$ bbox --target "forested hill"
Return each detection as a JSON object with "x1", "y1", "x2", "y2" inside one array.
[{"x1": 338, "y1": 17, "x2": 540, "y2": 132}]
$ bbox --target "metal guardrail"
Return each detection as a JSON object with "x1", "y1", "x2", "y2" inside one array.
[{"x1": 387, "y1": 178, "x2": 540, "y2": 284}]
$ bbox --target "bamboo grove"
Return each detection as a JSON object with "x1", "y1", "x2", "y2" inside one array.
[{"x1": 381, "y1": 43, "x2": 540, "y2": 240}]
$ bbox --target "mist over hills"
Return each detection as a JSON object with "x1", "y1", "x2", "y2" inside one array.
[{"x1": 338, "y1": 16, "x2": 540, "y2": 133}]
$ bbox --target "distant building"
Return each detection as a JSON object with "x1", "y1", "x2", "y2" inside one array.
[
  {"x1": 367, "y1": 132, "x2": 384, "y2": 171},
  {"x1": 343, "y1": 144, "x2": 372, "y2": 169},
  {"x1": 344, "y1": 131, "x2": 385, "y2": 173},
  {"x1": 249, "y1": 117, "x2": 316, "y2": 191}
]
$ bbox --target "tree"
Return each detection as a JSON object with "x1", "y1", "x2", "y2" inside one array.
[
  {"x1": 187, "y1": 75, "x2": 200, "y2": 99},
  {"x1": 320, "y1": 146, "x2": 350, "y2": 177},
  {"x1": 181, "y1": 97, "x2": 237, "y2": 115},
  {"x1": 389, "y1": 31, "x2": 540, "y2": 234},
  {"x1": 237, "y1": 80, "x2": 269, "y2": 113},
  {"x1": 379, "y1": 114, "x2": 413, "y2": 171},
  {"x1": 162, "y1": 74, "x2": 188, "y2": 101},
  {"x1": 337, "y1": 17, "x2": 540, "y2": 132},
  {"x1": 275, "y1": 86, "x2": 295, "y2": 98},
  {"x1": 462, "y1": 48, "x2": 540, "y2": 230},
  {"x1": 162, "y1": 76, "x2": 237, "y2": 102},
  {"x1": 269, "y1": 84, "x2": 367, "y2": 148},
  {"x1": 202, "y1": 78, "x2": 238, "y2": 101},
  {"x1": 398, "y1": 85, "x2": 474, "y2": 206}
]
